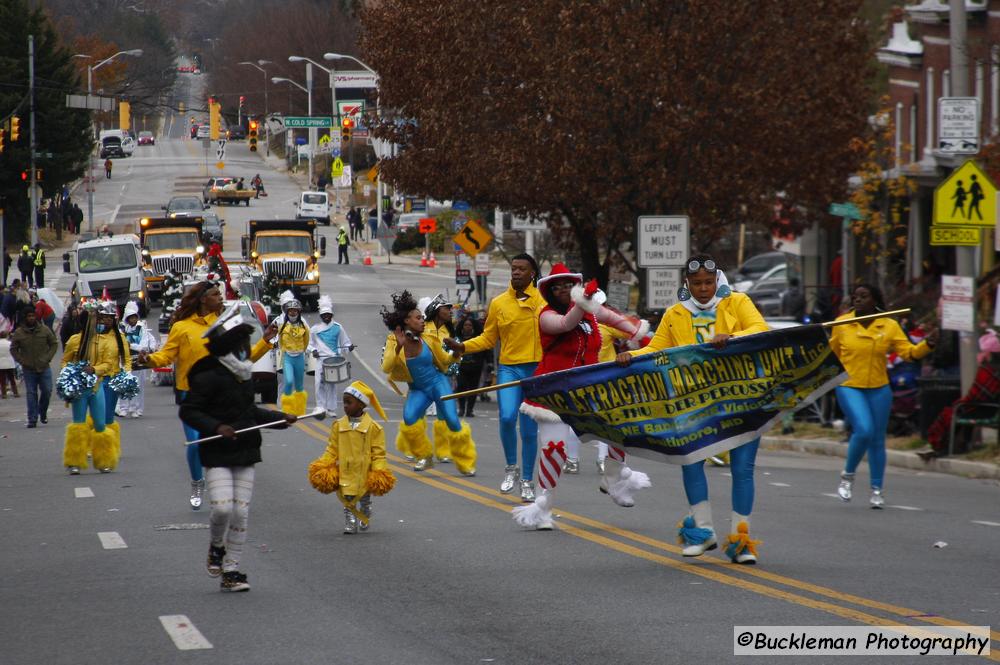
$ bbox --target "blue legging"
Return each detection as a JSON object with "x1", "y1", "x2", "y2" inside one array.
[
  {"x1": 497, "y1": 363, "x2": 539, "y2": 482},
  {"x1": 283, "y1": 353, "x2": 305, "y2": 395},
  {"x1": 682, "y1": 439, "x2": 760, "y2": 516},
  {"x1": 71, "y1": 386, "x2": 107, "y2": 432},
  {"x1": 403, "y1": 373, "x2": 462, "y2": 432},
  {"x1": 178, "y1": 390, "x2": 203, "y2": 482},
  {"x1": 103, "y1": 382, "x2": 119, "y2": 425},
  {"x1": 836, "y1": 385, "x2": 892, "y2": 490}
]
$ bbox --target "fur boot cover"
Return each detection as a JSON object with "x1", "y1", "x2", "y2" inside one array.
[
  {"x1": 106, "y1": 421, "x2": 122, "y2": 456},
  {"x1": 281, "y1": 390, "x2": 308, "y2": 416},
  {"x1": 448, "y1": 422, "x2": 477, "y2": 474},
  {"x1": 512, "y1": 487, "x2": 555, "y2": 527},
  {"x1": 366, "y1": 468, "x2": 396, "y2": 496},
  {"x1": 397, "y1": 419, "x2": 432, "y2": 460},
  {"x1": 433, "y1": 418, "x2": 452, "y2": 460},
  {"x1": 308, "y1": 458, "x2": 339, "y2": 494},
  {"x1": 63, "y1": 423, "x2": 91, "y2": 468},
  {"x1": 602, "y1": 462, "x2": 651, "y2": 507},
  {"x1": 90, "y1": 427, "x2": 120, "y2": 470},
  {"x1": 518, "y1": 401, "x2": 563, "y2": 423}
]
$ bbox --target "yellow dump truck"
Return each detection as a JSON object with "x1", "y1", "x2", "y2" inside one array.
[
  {"x1": 242, "y1": 219, "x2": 326, "y2": 311},
  {"x1": 138, "y1": 216, "x2": 206, "y2": 301}
]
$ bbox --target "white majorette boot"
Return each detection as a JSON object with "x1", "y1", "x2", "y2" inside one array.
[
  {"x1": 678, "y1": 501, "x2": 717, "y2": 557},
  {"x1": 600, "y1": 456, "x2": 651, "y2": 507},
  {"x1": 838, "y1": 472, "x2": 854, "y2": 501},
  {"x1": 500, "y1": 465, "x2": 519, "y2": 494},
  {"x1": 726, "y1": 512, "x2": 760, "y2": 565}
]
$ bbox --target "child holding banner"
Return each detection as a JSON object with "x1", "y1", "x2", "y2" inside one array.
[
  {"x1": 618, "y1": 255, "x2": 768, "y2": 564},
  {"x1": 829, "y1": 284, "x2": 936, "y2": 508},
  {"x1": 514, "y1": 263, "x2": 650, "y2": 530},
  {"x1": 444, "y1": 254, "x2": 545, "y2": 502}
]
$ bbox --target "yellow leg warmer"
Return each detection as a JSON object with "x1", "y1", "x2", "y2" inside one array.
[
  {"x1": 433, "y1": 419, "x2": 452, "y2": 460},
  {"x1": 449, "y1": 422, "x2": 477, "y2": 474},
  {"x1": 63, "y1": 423, "x2": 91, "y2": 469},
  {"x1": 91, "y1": 427, "x2": 120, "y2": 470},
  {"x1": 397, "y1": 419, "x2": 432, "y2": 460},
  {"x1": 296, "y1": 390, "x2": 309, "y2": 415},
  {"x1": 106, "y1": 422, "x2": 122, "y2": 457},
  {"x1": 280, "y1": 392, "x2": 299, "y2": 415},
  {"x1": 395, "y1": 417, "x2": 421, "y2": 457}
]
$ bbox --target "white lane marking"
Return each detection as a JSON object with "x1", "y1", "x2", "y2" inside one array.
[
  {"x1": 971, "y1": 520, "x2": 1000, "y2": 527},
  {"x1": 887, "y1": 505, "x2": 923, "y2": 511},
  {"x1": 720, "y1": 472, "x2": 732, "y2": 477},
  {"x1": 821, "y1": 493, "x2": 841, "y2": 499},
  {"x1": 97, "y1": 531, "x2": 127, "y2": 549},
  {"x1": 109, "y1": 203, "x2": 122, "y2": 227},
  {"x1": 159, "y1": 615, "x2": 213, "y2": 650},
  {"x1": 339, "y1": 274, "x2": 359, "y2": 281},
  {"x1": 74, "y1": 487, "x2": 94, "y2": 498},
  {"x1": 769, "y1": 482, "x2": 791, "y2": 487}
]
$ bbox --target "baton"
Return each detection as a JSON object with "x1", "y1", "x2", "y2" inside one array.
[
  {"x1": 185, "y1": 409, "x2": 327, "y2": 445},
  {"x1": 442, "y1": 309, "x2": 914, "y2": 402}
]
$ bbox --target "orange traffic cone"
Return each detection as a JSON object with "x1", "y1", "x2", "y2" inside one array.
[
  {"x1": 363, "y1": 251, "x2": 372, "y2": 266},
  {"x1": 420, "y1": 251, "x2": 428, "y2": 267},
  {"x1": 428, "y1": 252, "x2": 437, "y2": 268}
]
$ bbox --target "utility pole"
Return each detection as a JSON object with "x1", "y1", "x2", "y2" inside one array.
[
  {"x1": 306, "y1": 62, "x2": 314, "y2": 187},
  {"x1": 29, "y1": 35, "x2": 38, "y2": 248},
  {"x1": 950, "y1": 1, "x2": 977, "y2": 394}
]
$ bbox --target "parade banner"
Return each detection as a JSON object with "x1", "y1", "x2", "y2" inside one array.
[{"x1": 521, "y1": 325, "x2": 845, "y2": 465}]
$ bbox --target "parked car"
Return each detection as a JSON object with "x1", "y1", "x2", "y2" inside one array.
[
  {"x1": 396, "y1": 212, "x2": 424, "y2": 230},
  {"x1": 201, "y1": 213, "x2": 225, "y2": 248},
  {"x1": 731, "y1": 251, "x2": 790, "y2": 292},
  {"x1": 744, "y1": 263, "x2": 800, "y2": 318},
  {"x1": 164, "y1": 196, "x2": 209, "y2": 217},
  {"x1": 197, "y1": 124, "x2": 210, "y2": 140},
  {"x1": 227, "y1": 127, "x2": 246, "y2": 140},
  {"x1": 99, "y1": 136, "x2": 126, "y2": 159},
  {"x1": 137, "y1": 131, "x2": 155, "y2": 146}
]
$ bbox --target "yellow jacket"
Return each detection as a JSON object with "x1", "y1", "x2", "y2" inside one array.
[
  {"x1": 381, "y1": 331, "x2": 454, "y2": 383},
  {"x1": 462, "y1": 284, "x2": 545, "y2": 365},
  {"x1": 631, "y1": 292, "x2": 768, "y2": 355},
  {"x1": 278, "y1": 321, "x2": 309, "y2": 354},
  {"x1": 145, "y1": 313, "x2": 272, "y2": 391},
  {"x1": 828, "y1": 312, "x2": 931, "y2": 388},
  {"x1": 598, "y1": 324, "x2": 632, "y2": 363},
  {"x1": 62, "y1": 330, "x2": 132, "y2": 391},
  {"x1": 314, "y1": 412, "x2": 387, "y2": 496}
]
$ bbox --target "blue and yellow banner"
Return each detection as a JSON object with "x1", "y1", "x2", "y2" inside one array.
[{"x1": 521, "y1": 325, "x2": 845, "y2": 465}]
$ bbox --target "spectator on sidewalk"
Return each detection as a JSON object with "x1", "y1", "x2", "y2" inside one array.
[
  {"x1": 34, "y1": 293, "x2": 55, "y2": 331},
  {"x1": 337, "y1": 226, "x2": 350, "y2": 265},
  {"x1": 368, "y1": 208, "x2": 378, "y2": 241},
  {"x1": 32, "y1": 243, "x2": 46, "y2": 289},
  {"x1": 71, "y1": 203, "x2": 84, "y2": 234},
  {"x1": 3, "y1": 249, "x2": 11, "y2": 286},
  {"x1": 0, "y1": 285, "x2": 16, "y2": 325},
  {"x1": 17, "y1": 246, "x2": 34, "y2": 287},
  {"x1": 60, "y1": 302, "x2": 84, "y2": 349},
  {"x1": 9, "y1": 306, "x2": 57, "y2": 428},
  {"x1": 0, "y1": 330, "x2": 18, "y2": 398}
]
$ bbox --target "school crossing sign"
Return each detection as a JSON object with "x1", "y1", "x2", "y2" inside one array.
[{"x1": 933, "y1": 160, "x2": 996, "y2": 227}]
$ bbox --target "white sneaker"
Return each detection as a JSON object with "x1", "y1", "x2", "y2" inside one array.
[
  {"x1": 837, "y1": 472, "x2": 854, "y2": 501},
  {"x1": 131, "y1": 411, "x2": 141, "y2": 418},
  {"x1": 870, "y1": 489, "x2": 885, "y2": 509}
]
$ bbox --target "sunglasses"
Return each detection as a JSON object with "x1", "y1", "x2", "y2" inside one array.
[{"x1": 686, "y1": 259, "x2": 717, "y2": 274}]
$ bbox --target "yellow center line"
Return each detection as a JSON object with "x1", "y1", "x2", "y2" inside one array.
[{"x1": 295, "y1": 420, "x2": 1000, "y2": 656}]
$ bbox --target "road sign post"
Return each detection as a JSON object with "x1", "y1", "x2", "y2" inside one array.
[
  {"x1": 938, "y1": 97, "x2": 980, "y2": 154},
  {"x1": 284, "y1": 116, "x2": 333, "y2": 128}
]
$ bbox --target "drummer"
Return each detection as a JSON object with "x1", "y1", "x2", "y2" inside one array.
[{"x1": 308, "y1": 295, "x2": 354, "y2": 417}]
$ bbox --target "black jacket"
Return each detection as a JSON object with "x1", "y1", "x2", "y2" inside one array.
[{"x1": 179, "y1": 356, "x2": 287, "y2": 468}]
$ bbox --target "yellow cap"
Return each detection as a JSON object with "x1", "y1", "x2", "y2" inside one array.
[{"x1": 344, "y1": 380, "x2": 386, "y2": 420}]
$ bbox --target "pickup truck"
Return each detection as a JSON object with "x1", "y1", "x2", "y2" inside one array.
[
  {"x1": 203, "y1": 177, "x2": 254, "y2": 206},
  {"x1": 137, "y1": 217, "x2": 205, "y2": 301},
  {"x1": 242, "y1": 219, "x2": 326, "y2": 311}
]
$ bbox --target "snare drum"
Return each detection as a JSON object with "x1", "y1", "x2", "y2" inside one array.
[{"x1": 322, "y1": 355, "x2": 351, "y2": 384}]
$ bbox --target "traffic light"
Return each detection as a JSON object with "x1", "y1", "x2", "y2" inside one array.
[
  {"x1": 209, "y1": 100, "x2": 221, "y2": 140},
  {"x1": 0, "y1": 129, "x2": 5, "y2": 153},
  {"x1": 239, "y1": 96, "x2": 246, "y2": 108},
  {"x1": 20, "y1": 169, "x2": 42, "y2": 182},
  {"x1": 10, "y1": 116, "x2": 20, "y2": 142},
  {"x1": 119, "y1": 101, "x2": 131, "y2": 131},
  {"x1": 342, "y1": 116, "x2": 354, "y2": 143},
  {"x1": 248, "y1": 120, "x2": 258, "y2": 152}
]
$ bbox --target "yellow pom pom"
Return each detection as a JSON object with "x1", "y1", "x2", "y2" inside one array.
[
  {"x1": 307, "y1": 458, "x2": 339, "y2": 494},
  {"x1": 367, "y1": 468, "x2": 396, "y2": 496}
]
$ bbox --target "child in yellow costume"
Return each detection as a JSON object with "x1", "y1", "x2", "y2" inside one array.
[
  {"x1": 276, "y1": 292, "x2": 309, "y2": 416},
  {"x1": 308, "y1": 381, "x2": 396, "y2": 534},
  {"x1": 380, "y1": 291, "x2": 476, "y2": 475},
  {"x1": 61, "y1": 301, "x2": 131, "y2": 474}
]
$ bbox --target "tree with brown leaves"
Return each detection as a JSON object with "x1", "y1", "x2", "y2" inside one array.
[{"x1": 363, "y1": 0, "x2": 872, "y2": 302}]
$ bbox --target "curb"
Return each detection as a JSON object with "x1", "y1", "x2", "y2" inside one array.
[{"x1": 760, "y1": 436, "x2": 1000, "y2": 481}]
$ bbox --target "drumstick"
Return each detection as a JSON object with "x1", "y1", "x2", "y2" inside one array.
[{"x1": 185, "y1": 409, "x2": 327, "y2": 445}]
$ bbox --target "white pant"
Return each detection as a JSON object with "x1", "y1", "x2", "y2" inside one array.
[
  {"x1": 117, "y1": 370, "x2": 146, "y2": 414},
  {"x1": 314, "y1": 370, "x2": 338, "y2": 415},
  {"x1": 206, "y1": 466, "x2": 255, "y2": 572}
]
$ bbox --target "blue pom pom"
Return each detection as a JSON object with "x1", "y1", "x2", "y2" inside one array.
[
  {"x1": 56, "y1": 362, "x2": 98, "y2": 402},
  {"x1": 678, "y1": 515, "x2": 715, "y2": 546},
  {"x1": 108, "y1": 371, "x2": 140, "y2": 399}
]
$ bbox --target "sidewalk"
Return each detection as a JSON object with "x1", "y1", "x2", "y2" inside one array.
[{"x1": 760, "y1": 433, "x2": 1000, "y2": 480}]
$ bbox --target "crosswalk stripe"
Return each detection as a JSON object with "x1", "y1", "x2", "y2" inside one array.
[
  {"x1": 97, "y1": 531, "x2": 127, "y2": 549},
  {"x1": 158, "y1": 615, "x2": 213, "y2": 650},
  {"x1": 74, "y1": 487, "x2": 94, "y2": 498}
]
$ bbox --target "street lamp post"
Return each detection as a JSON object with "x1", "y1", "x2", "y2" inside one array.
[
  {"x1": 324, "y1": 53, "x2": 380, "y2": 246},
  {"x1": 78, "y1": 49, "x2": 143, "y2": 232},
  {"x1": 271, "y1": 75, "x2": 312, "y2": 181},
  {"x1": 290, "y1": 56, "x2": 337, "y2": 200},
  {"x1": 238, "y1": 60, "x2": 272, "y2": 154}
]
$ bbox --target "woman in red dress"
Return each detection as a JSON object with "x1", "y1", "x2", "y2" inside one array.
[{"x1": 514, "y1": 263, "x2": 650, "y2": 530}]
